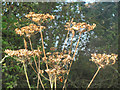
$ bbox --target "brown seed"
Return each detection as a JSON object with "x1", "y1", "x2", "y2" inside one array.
[
  {"x1": 53, "y1": 52, "x2": 59, "y2": 55},
  {"x1": 42, "y1": 57, "x2": 47, "y2": 61},
  {"x1": 46, "y1": 52, "x2": 51, "y2": 55}
]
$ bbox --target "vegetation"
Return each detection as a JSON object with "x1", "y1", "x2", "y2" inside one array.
[{"x1": 1, "y1": 2, "x2": 119, "y2": 89}]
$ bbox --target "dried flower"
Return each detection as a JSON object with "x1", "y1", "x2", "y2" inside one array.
[
  {"x1": 64, "y1": 19, "x2": 96, "y2": 33},
  {"x1": 39, "y1": 70, "x2": 44, "y2": 74},
  {"x1": 45, "y1": 69, "x2": 51, "y2": 75},
  {"x1": 15, "y1": 24, "x2": 46, "y2": 37},
  {"x1": 90, "y1": 53, "x2": 118, "y2": 68},
  {"x1": 46, "y1": 52, "x2": 52, "y2": 56},
  {"x1": 4, "y1": 49, "x2": 43, "y2": 58},
  {"x1": 25, "y1": 12, "x2": 55, "y2": 24},
  {"x1": 42, "y1": 57, "x2": 48, "y2": 62}
]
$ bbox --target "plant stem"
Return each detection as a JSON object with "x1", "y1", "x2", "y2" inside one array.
[
  {"x1": 23, "y1": 37, "x2": 27, "y2": 49},
  {"x1": 37, "y1": 74, "x2": 40, "y2": 89},
  {"x1": 37, "y1": 55, "x2": 40, "y2": 88},
  {"x1": 28, "y1": 60, "x2": 37, "y2": 73},
  {"x1": 37, "y1": 73, "x2": 45, "y2": 90},
  {"x1": 0, "y1": 55, "x2": 9, "y2": 64},
  {"x1": 86, "y1": 66, "x2": 101, "y2": 90},
  {"x1": 23, "y1": 62, "x2": 31, "y2": 90},
  {"x1": 63, "y1": 32, "x2": 81, "y2": 89},
  {"x1": 49, "y1": 75, "x2": 53, "y2": 90},
  {"x1": 55, "y1": 74, "x2": 57, "y2": 90},
  {"x1": 38, "y1": 74, "x2": 45, "y2": 90},
  {"x1": 23, "y1": 37, "x2": 37, "y2": 74},
  {"x1": 69, "y1": 33, "x2": 74, "y2": 55},
  {"x1": 37, "y1": 55, "x2": 45, "y2": 90},
  {"x1": 40, "y1": 31, "x2": 48, "y2": 69},
  {"x1": 40, "y1": 31, "x2": 46, "y2": 57},
  {"x1": 28, "y1": 37, "x2": 38, "y2": 71}
]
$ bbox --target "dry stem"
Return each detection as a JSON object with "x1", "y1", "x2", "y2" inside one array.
[
  {"x1": 23, "y1": 37, "x2": 37, "y2": 73},
  {"x1": 37, "y1": 55, "x2": 41, "y2": 88},
  {"x1": 86, "y1": 66, "x2": 101, "y2": 90},
  {"x1": 0, "y1": 55, "x2": 9, "y2": 64},
  {"x1": 40, "y1": 30, "x2": 48, "y2": 69},
  {"x1": 55, "y1": 74, "x2": 57, "y2": 90},
  {"x1": 23, "y1": 37, "x2": 27, "y2": 49},
  {"x1": 23, "y1": 61, "x2": 31, "y2": 90},
  {"x1": 28, "y1": 59, "x2": 37, "y2": 73},
  {"x1": 63, "y1": 32, "x2": 82, "y2": 89},
  {"x1": 50, "y1": 75, "x2": 53, "y2": 90},
  {"x1": 28, "y1": 37, "x2": 38, "y2": 71},
  {"x1": 37, "y1": 56, "x2": 45, "y2": 89}
]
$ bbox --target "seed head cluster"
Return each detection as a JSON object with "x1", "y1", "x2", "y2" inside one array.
[
  {"x1": 90, "y1": 53, "x2": 118, "y2": 68},
  {"x1": 4, "y1": 49, "x2": 42, "y2": 57},
  {"x1": 25, "y1": 12, "x2": 55, "y2": 23},
  {"x1": 44, "y1": 51, "x2": 72, "y2": 76},
  {"x1": 15, "y1": 24, "x2": 46, "y2": 37},
  {"x1": 64, "y1": 18, "x2": 96, "y2": 33}
]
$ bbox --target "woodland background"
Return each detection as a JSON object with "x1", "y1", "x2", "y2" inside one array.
[{"x1": 2, "y1": 2, "x2": 119, "y2": 88}]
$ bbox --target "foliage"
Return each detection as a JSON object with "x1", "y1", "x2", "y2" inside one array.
[{"x1": 2, "y1": 2, "x2": 119, "y2": 89}]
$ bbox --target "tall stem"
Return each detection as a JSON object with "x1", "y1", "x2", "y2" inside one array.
[
  {"x1": 40, "y1": 31, "x2": 46, "y2": 57},
  {"x1": 63, "y1": 32, "x2": 82, "y2": 89},
  {"x1": 86, "y1": 66, "x2": 101, "y2": 90},
  {"x1": 38, "y1": 74, "x2": 45, "y2": 90},
  {"x1": 23, "y1": 37, "x2": 37, "y2": 74},
  {"x1": 40, "y1": 31, "x2": 48, "y2": 69},
  {"x1": 68, "y1": 34, "x2": 74, "y2": 55},
  {"x1": 37, "y1": 55, "x2": 40, "y2": 88},
  {"x1": 23, "y1": 62, "x2": 31, "y2": 90},
  {"x1": 37, "y1": 76, "x2": 39, "y2": 89},
  {"x1": 23, "y1": 37, "x2": 27, "y2": 49},
  {"x1": 0, "y1": 55, "x2": 9, "y2": 64},
  {"x1": 55, "y1": 74, "x2": 57, "y2": 90},
  {"x1": 28, "y1": 37, "x2": 33, "y2": 51},
  {"x1": 50, "y1": 75, "x2": 53, "y2": 90},
  {"x1": 37, "y1": 55, "x2": 45, "y2": 90},
  {"x1": 28, "y1": 37, "x2": 38, "y2": 71}
]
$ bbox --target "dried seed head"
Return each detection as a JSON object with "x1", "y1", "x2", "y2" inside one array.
[
  {"x1": 65, "y1": 19, "x2": 96, "y2": 33},
  {"x1": 25, "y1": 12, "x2": 55, "y2": 24},
  {"x1": 53, "y1": 52, "x2": 59, "y2": 55},
  {"x1": 42, "y1": 57, "x2": 48, "y2": 62},
  {"x1": 4, "y1": 49, "x2": 37, "y2": 57},
  {"x1": 63, "y1": 54, "x2": 69, "y2": 58},
  {"x1": 45, "y1": 69, "x2": 51, "y2": 75},
  {"x1": 51, "y1": 68, "x2": 56, "y2": 73},
  {"x1": 39, "y1": 70, "x2": 44, "y2": 74},
  {"x1": 46, "y1": 52, "x2": 51, "y2": 55},
  {"x1": 90, "y1": 53, "x2": 118, "y2": 68}
]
